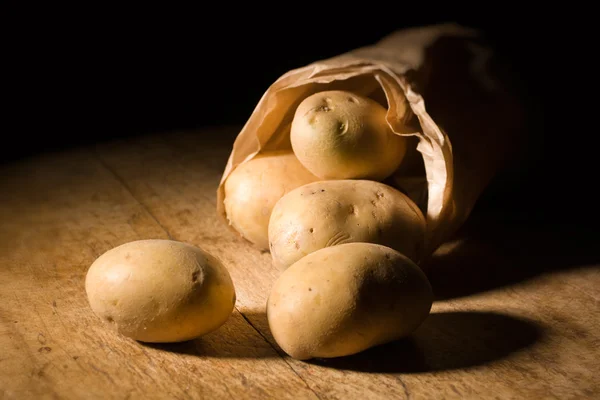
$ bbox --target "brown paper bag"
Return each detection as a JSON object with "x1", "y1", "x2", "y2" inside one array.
[{"x1": 216, "y1": 23, "x2": 524, "y2": 258}]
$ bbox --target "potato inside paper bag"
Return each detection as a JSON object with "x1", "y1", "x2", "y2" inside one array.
[{"x1": 216, "y1": 23, "x2": 524, "y2": 258}]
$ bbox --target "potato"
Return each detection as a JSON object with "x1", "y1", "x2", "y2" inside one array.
[
  {"x1": 85, "y1": 239, "x2": 236, "y2": 343},
  {"x1": 267, "y1": 242, "x2": 433, "y2": 360},
  {"x1": 290, "y1": 90, "x2": 407, "y2": 180},
  {"x1": 268, "y1": 179, "x2": 426, "y2": 269},
  {"x1": 223, "y1": 150, "x2": 318, "y2": 250}
]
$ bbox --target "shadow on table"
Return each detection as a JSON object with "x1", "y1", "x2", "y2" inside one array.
[
  {"x1": 139, "y1": 311, "x2": 277, "y2": 359},
  {"x1": 409, "y1": 30, "x2": 598, "y2": 300},
  {"x1": 422, "y1": 208, "x2": 599, "y2": 300},
  {"x1": 138, "y1": 309, "x2": 542, "y2": 371},
  {"x1": 308, "y1": 310, "x2": 543, "y2": 373}
]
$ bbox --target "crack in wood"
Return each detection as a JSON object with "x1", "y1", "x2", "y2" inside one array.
[
  {"x1": 94, "y1": 148, "x2": 173, "y2": 241},
  {"x1": 237, "y1": 311, "x2": 322, "y2": 400}
]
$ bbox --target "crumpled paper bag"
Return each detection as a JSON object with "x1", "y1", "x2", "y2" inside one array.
[{"x1": 217, "y1": 22, "x2": 524, "y2": 258}]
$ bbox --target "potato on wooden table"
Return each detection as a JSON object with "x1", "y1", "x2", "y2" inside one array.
[
  {"x1": 267, "y1": 242, "x2": 433, "y2": 360},
  {"x1": 85, "y1": 239, "x2": 236, "y2": 343}
]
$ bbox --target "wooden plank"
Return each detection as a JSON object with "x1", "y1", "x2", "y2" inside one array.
[
  {"x1": 0, "y1": 148, "x2": 318, "y2": 399},
  {"x1": 2, "y1": 127, "x2": 597, "y2": 400},
  {"x1": 94, "y1": 128, "x2": 599, "y2": 399}
]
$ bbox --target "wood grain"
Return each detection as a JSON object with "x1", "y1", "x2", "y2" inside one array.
[
  {"x1": 1, "y1": 127, "x2": 598, "y2": 399},
  {"x1": 0, "y1": 147, "x2": 317, "y2": 399}
]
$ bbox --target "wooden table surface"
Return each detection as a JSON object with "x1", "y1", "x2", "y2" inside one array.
[{"x1": 1, "y1": 127, "x2": 598, "y2": 400}]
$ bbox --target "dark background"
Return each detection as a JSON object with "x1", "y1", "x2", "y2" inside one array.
[
  {"x1": 5, "y1": 10, "x2": 547, "y2": 161},
  {"x1": 7, "y1": 9, "x2": 577, "y2": 221},
  {"x1": 4, "y1": 8, "x2": 596, "y2": 259}
]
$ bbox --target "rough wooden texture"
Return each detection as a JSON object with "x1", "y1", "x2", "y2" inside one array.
[{"x1": 1, "y1": 127, "x2": 598, "y2": 399}]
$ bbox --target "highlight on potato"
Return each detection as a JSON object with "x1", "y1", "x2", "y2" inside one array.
[{"x1": 85, "y1": 239, "x2": 236, "y2": 343}]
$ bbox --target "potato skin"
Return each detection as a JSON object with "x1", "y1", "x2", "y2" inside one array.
[
  {"x1": 268, "y1": 180, "x2": 426, "y2": 269},
  {"x1": 267, "y1": 243, "x2": 433, "y2": 360},
  {"x1": 224, "y1": 151, "x2": 318, "y2": 250},
  {"x1": 290, "y1": 90, "x2": 407, "y2": 180},
  {"x1": 85, "y1": 240, "x2": 236, "y2": 343}
]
